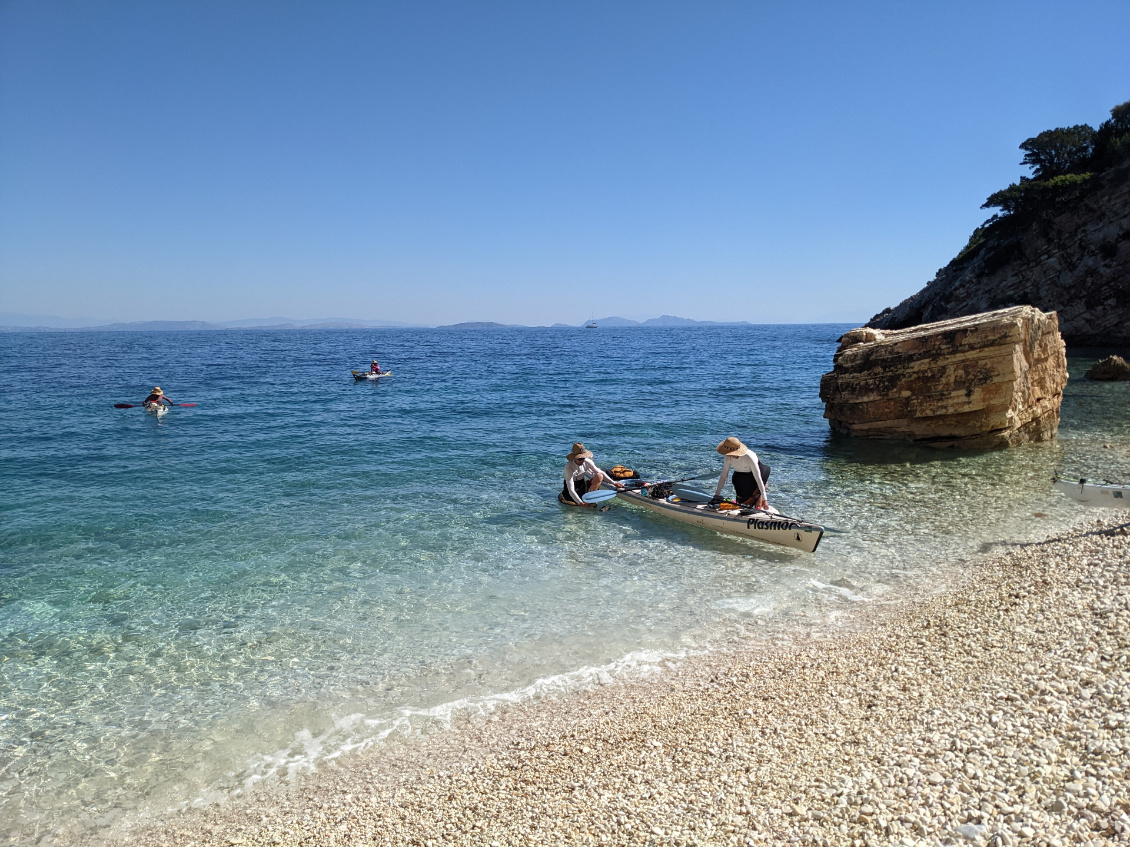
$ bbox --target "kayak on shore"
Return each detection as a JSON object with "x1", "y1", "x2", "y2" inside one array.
[
  {"x1": 1053, "y1": 475, "x2": 1128, "y2": 507},
  {"x1": 352, "y1": 370, "x2": 393, "y2": 381},
  {"x1": 611, "y1": 482, "x2": 824, "y2": 553},
  {"x1": 558, "y1": 464, "x2": 823, "y2": 552}
]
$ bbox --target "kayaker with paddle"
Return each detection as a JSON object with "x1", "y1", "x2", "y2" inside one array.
[
  {"x1": 713, "y1": 437, "x2": 770, "y2": 509},
  {"x1": 370, "y1": 360, "x2": 382, "y2": 374},
  {"x1": 563, "y1": 442, "x2": 625, "y2": 507},
  {"x1": 143, "y1": 386, "x2": 173, "y2": 409}
]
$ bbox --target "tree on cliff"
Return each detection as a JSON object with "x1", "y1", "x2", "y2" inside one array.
[
  {"x1": 1092, "y1": 99, "x2": 1130, "y2": 170},
  {"x1": 1018, "y1": 125, "x2": 1095, "y2": 179},
  {"x1": 980, "y1": 101, "x2": 1129, "y2": 219},
  {"x1": 867, "y1": 98, "x2": 1130, "y2": 343}
]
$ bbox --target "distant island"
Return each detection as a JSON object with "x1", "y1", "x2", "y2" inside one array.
[
  {"x1": 435, "y1": 321, "x2": 516, "y2": 330},
  {"x1": 868, "y1": 98, "x2": 1130, "y2": 346},
  {"x1": 2, "y1": 314, "x2": 757, "y2": 332},
  {"x1": 439, "y1": 315, "x2": 755, "y2": 329},
  {"x1": 554, "y1": 315, "x2": 755, "y2": 328},
  {"x1": 0, "y1": 316, "x2": 427, "y2": 332}
]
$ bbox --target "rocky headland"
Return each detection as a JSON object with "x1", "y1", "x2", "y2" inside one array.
[
  {"x1": 819, "y1": 306, "x2": 1068, "y2": 448},
  {"x1": 869, "y1": 101, "x2": 1130, "y2": 347}
]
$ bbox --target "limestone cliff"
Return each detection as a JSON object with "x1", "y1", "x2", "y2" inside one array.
[
  {"x1": 820, "y1": 306, "x2": 1068, "y2": 449},
  {"x1": 868, "y1": 163, "x2": 1130, "y2": 346}
]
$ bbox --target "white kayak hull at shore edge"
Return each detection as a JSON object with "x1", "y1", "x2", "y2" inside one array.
[
  {"x1": 1053, "y1": 477, "x2": 1129, "y2": 507},
  {"x1": 613, "y1": 488, "x2": 824, "y2": 553}
]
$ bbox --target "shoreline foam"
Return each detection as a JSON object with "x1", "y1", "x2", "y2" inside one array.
[{"x1": 94, "y1": 510, "x2": 1130, "y2": 847}]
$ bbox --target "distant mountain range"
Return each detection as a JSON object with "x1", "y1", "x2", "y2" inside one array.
[
  {"x1": 440, "y1": 316, "x2": 756, "y2": 329},
  {"x1": 1, "y1": 313, "x2": 756, "y2": 332},
  {"x1": 0, "y1": 315, "x2": 427, "y2": 332},
  {"x1": 557, "y1": 315, "x2": 755, "y2": 328}
]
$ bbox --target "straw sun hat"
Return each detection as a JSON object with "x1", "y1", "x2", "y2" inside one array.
[
  {"x1": 152, "y1": 387, "x2": 163, "y2": 395},
  {"x1": 566, "y1": 442, "x2": 593, "y2": 460},
  {"x1": 716, "y1": 437, "x2": 748, "y2": 457}
]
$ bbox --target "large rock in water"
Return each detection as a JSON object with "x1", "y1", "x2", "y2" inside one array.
[{"x1": 820, "y1": 306, "x2": 1068, "y2": 448}]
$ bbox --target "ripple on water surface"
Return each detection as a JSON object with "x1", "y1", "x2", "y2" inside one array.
[{"x1": 0, "y1": 327, "x2": 1127, "y2": 842}]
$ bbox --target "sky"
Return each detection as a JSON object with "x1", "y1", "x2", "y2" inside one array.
[{"x1": 1, "y1": 1, "x2": 1128, "y2": 327}]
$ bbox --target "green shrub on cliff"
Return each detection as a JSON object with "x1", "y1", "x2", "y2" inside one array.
[{"x1": 981, "y1": 172, "x2": 1095, "y2": 216}]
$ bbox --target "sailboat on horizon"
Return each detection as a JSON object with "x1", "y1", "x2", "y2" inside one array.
[{"x1": 585, "y1": 313, "x2": 598, "y2": 329}]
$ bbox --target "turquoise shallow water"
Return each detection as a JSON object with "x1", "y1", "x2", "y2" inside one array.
[{"x1": 1, "y1": 326, "x2": 1127, "y2": 843}]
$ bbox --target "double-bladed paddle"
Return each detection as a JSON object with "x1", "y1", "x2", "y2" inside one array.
[
  {"x1": 578, "y1": 473, "x2": 713, "y2": 502},
  {"x1": 672, "y1": 485, "x2": 712, "y2": 503},
  {"x1": 113, "y1": 403, "x2": 197, "y2": 409},
  {"x1": 580, "y1": 489, "x2": 619, "y2": 504},
  {"x1": 580, "y1": 473, "x2": 711, "y2": 504}
]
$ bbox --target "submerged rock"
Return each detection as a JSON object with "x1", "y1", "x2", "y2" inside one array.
[
  {"x1": 819, "y1": 306, "x2": 1068, "y2": 448},
  {"x1": 1085, "y1": 354, "x2": 1130, "y2": 381}
]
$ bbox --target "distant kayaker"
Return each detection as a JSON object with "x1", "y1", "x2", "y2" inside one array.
[
  {"x1": 564, "y1": 443, "x2": 624, "y2": 507},
  {"x1": 371, "y1": 360, "x2": 382, "y2": 374},
  {"x1": 143, "y1": 386, "x2": 172, "y2": 408},
  {"x1": 713, "y1": 437, "x2": 770, "y2": 509}
]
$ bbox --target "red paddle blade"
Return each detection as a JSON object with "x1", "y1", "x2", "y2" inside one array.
[
  {"x1": 113, "y1": 404, "x2": 136, "y2": 409},
  {"x1": 176, "y1": 403, "x2": 198, "y2": 407}
]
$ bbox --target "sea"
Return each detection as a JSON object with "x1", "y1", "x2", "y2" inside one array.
[{"x1": 1, "y1": 325, "x2": 1127, "y2": 844}]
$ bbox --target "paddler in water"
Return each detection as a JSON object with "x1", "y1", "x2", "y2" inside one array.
[
  {"x1": 713, "y1": 437, "x2": 770, "y2": 509},
  {"x1": 370, "y1": 359, "x2": 382, "y2": 374},
  {"x1": 564, "y1": 443, "x2": 624, "y2": 507},
  {"x1": 143, "y1": 386, "x2": 173, "y2": 409}
]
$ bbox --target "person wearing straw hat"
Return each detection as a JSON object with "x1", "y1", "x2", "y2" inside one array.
[
  {"x1": 370, "y1": 359, "x2": 382, "y2": 374},
  {"x1": 142, "y1": 386, "x2": 173, "y2": 409},
  {"x1": 563, "y1": 443, "x2": 624, "y2": 507},
  {"x1": 712, "y1": 437, "x2": 770, "y2": 509}
]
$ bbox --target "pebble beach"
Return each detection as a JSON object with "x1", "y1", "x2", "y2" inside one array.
[{"x1": 105, "y1": 510, "x2": 1130, "y2": 847}]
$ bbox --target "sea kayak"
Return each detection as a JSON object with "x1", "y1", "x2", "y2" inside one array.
[
  {"x1": 612, "y1": 486, "x2": 824, "y2": 553},
  {"x1": 1053, "y1": 476, "x2": 1129, "y2": 507},
  {"x1": 353, "y1": 371, "x2": 393, "y2": 381},
  {"x1": 144, "y1": 403, "x2": 168, "y2": 418}
]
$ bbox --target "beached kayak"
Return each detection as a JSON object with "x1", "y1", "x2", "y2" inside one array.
[
  {"x1": 353, "y1": 371, "x2": 393, "y2": 381},
  {"x1": 144, "y1": 403, "x2": 168, "y2": 418},
  {"x1": 613, "y1": 486, "x2": 824, "y2": 553},
  {"x1": 1053, "y1": 476, "x2": 1129, "y2": 507}
]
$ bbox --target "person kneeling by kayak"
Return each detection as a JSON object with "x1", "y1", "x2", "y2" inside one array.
[
  {"x1": 564, "y1": 442, "x2": 624, "y2": 507},
  {"x1": 370, "y1": 360, "x2": 382, "y2": 374},
  {"x1": 143, "y1": 386, "x2": 172, "y2": 408},
  {"x1": 713, "y1": 437, "x2": 770, "y2": 510}
]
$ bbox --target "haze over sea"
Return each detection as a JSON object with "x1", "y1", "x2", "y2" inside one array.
[{"x1": 1, "y1": 325, "x2": 1126, "y2": 844}]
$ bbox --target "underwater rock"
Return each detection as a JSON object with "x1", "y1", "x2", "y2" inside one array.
[{"x1": 1085, "y1": 355, "x2": 1130, "y2": 381}]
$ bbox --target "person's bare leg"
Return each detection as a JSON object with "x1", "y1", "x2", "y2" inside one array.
[{"x1": 587, "y1": 472, "x2": 606, "y2": 492}]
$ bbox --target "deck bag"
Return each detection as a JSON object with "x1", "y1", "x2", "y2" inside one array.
[{"x1": 608, "y1": 465, "x2": 640, "y2": 481}]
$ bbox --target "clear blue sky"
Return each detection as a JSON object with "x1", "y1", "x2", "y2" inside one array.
[{"x1": 1, "y1": 1, "x2": 1127, "y2": 326}]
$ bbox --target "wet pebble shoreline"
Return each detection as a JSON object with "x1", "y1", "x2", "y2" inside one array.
[{"x1": 117, "y1": 513, "x2": 1130, "y2": 847}]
